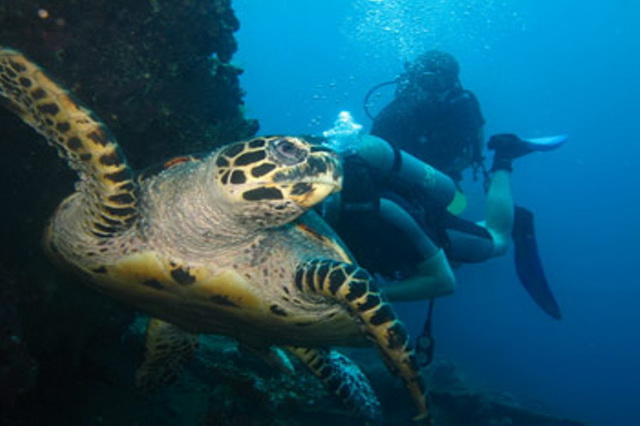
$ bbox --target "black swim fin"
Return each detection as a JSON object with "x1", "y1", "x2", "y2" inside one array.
[{"x1": 512, "y1": 205, "x2": 562, "y2": 320}]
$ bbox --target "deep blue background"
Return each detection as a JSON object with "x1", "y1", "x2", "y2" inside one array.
[{"x1": 232, "y1": 1, "x2": 640, "y2": 424}]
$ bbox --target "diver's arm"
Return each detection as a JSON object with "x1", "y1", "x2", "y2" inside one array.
[
  {"x1": 475, "y1": 126, "x2": 485, "y2": 163},
  {"x1": 376, "y1": 198, "x2": 456, "y2": 301},
  {"x1": 462, "y1": 89, "x2": 486, "y2": 166},
  {"x1": 383, "y1": 250, "x2": 455, "y2": 301}
]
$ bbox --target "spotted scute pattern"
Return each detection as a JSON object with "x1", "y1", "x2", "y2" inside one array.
[
  {"x1": 0, "y1": 47, "x2": 430, "y2": 423},
  {"x1": 215, "y1": 136, "x2": 341, "y2": 204}
]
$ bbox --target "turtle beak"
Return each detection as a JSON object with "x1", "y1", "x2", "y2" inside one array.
[{"x1": 285, "y1": 152, "x2": 342, "y2": 209}]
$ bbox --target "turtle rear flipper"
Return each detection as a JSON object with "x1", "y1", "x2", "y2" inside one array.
[
  {"x1": 289, "y1": 347, "x2": 382, "y2": 424},
  {"x1": 135, "y1": 318, "x2": 199, "y2": 391},
  {"x1": 0, "y1": 48, "x2": 137, "y2": 235}
]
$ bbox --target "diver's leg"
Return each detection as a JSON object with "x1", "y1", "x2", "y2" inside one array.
[
  {"x1": 482, "y1": 133, "x2": 567, "y2": 258},
  {"x1": 480, "y1": 134, "x2": 521, "y2": 257},
  {"x1": 486, "y1": 134, "x2": 567, "y2": 319},
  {"x1": 445, "y1": 227, "x2": 495, "y2": 263},
  {"x1": 377, "y1": 198, "x2": 455, "y2": 301},
  {"x1": 483, "y1": 169, "x2": 513, "y2": 257}
]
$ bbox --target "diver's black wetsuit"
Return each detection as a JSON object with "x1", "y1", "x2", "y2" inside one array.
[
  {"x1": 328, "y1": 154, "x2": 424, "y2": 278},
  {"x1": 328, "y1": 152, "x2": 493, "y2": 281},
  {"x1": 371, "y1": 87, "x2": 485, "y2": 183},
  {"x1": 322, "y1": 57, "x2": 491, "y2": 280}
]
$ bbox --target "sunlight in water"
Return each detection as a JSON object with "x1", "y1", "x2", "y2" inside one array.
[{"x1": 346, "y1": 0, "x2": 524, "y2": 61}]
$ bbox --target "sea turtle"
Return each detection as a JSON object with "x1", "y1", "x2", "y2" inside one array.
[{"x1": 0, "y1": 48, "x2": 429, "y2": 423}]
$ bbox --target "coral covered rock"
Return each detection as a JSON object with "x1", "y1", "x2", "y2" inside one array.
[
  {"x1": 0, "y1": 2, "x2": 258, "y2": 423},
  {"x1": 0, "y1": 0, "x2": 258, "y2": 167}
]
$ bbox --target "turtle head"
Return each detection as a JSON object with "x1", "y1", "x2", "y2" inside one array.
[{"x1": 211, "y1": 136, "x2": 342, "y2": 227}]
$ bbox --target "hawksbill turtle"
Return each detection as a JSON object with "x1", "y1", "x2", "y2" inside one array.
[{"x1": 0, "y1": 48, "x2": 429, "y2": 423}]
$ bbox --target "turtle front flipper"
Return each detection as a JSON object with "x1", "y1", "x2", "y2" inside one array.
[
  {"x1": 288, "y1": 346, "x2": 382, "y2": 424},
  {"x1": 0, "y1": 48, "x2": 137, "y2": 235},
  {"x1": 135, "y1": 318, "x2": 199, "y2": 391},
  {"x1": 295, "y1": 260, "x2": 430, "y2": 423}
]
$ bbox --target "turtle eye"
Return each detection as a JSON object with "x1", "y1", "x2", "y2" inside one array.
[{"x1": 272, "y1": 138, "x2": 307, "y2": 165}]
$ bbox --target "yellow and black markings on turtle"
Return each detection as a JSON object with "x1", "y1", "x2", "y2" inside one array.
[
  {"x1": 0, "y1": 48, "x2": 137, "y2": 239},
  {"x1": 0, "y1": 47, "x2": 431, "y2": 424}
]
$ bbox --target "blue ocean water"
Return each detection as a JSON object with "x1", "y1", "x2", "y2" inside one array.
[{"x1": 232, "y1": 1, "x2": 640, "y2": 424}]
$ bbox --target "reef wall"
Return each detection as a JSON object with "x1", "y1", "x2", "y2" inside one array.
[
  {"x1": 0, "y1": 0, "x2": 258, "y2": 166},
  {"x1": 0, "y1": 1, "x2": 257, "y2": 423}
]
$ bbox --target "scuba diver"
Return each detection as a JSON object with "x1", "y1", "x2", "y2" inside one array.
[
  {"x1": 364, "y1": 49, "x2": 566, "y2": 322},
  {"x1": 367, "y1": 49, "x2": 568, "y2": 318},
  {"x1": 321, "y1": 110, "x2": 566, "y2": 304},
  {"x1": 318, "y1": 105, "x2": 566, "y2": 366},
  {"x1": 367, "y1": 50, "x2": 485, "y2": 185}
]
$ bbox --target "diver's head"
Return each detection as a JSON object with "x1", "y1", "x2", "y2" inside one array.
[{"x1": 405, "y1": 50, "x2": 460, "y2": 92}]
